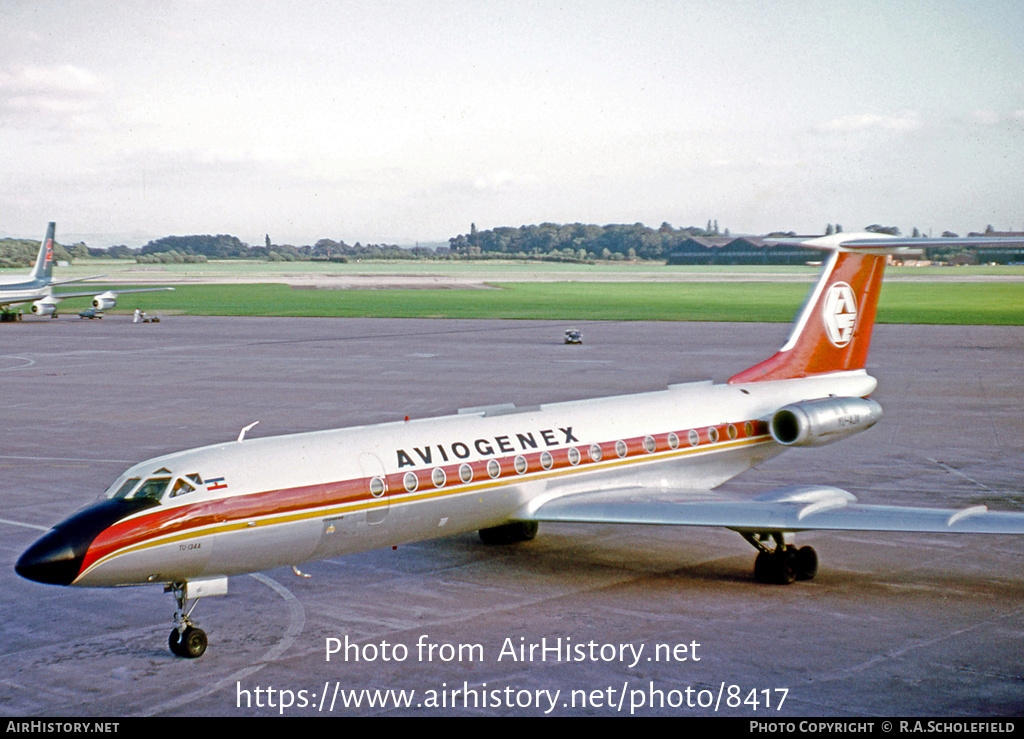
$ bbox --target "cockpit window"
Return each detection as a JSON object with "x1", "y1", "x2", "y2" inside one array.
[
  {"x1": 132, "y1": 477, "x2": 172, "y2": 501},
  {"x1": 169, "y1": 478, "x2": 196, "y2": 498},
  {"x1": 106, "y1": 475, "x2": 171, "y2": 502},
  {"x1": 104, "y1": 467, "x2": 180, "y2": 503},
  {"x1": 110, "y1": 477, "x2": 142, "y2": 499},
  {"x1": 104, "y1": 466, "x2": 204, "y2": 501}
]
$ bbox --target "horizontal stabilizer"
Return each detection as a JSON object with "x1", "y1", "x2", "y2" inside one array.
[{"x1": 766, "y1": 232, "x2": 1024, "y2": 254}]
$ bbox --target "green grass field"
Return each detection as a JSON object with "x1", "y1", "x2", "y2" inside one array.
[
  {"x1": 54, "y1": 280, "x2": 1024, "y2": 324},
  {"x1": 43, "y1": 257, "x2": 1024, "y2": 279}
]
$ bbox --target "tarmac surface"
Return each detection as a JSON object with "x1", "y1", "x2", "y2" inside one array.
[{"x1": 1, "y1": 315, "x2": 1022, "y2": 717}]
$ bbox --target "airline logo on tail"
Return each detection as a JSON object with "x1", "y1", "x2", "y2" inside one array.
[{"x1": 822, "y1": 282, "x2": 857, "y2": 347}]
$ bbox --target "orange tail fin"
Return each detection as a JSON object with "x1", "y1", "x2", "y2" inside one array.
[{"x1": 728, "y1": 237, "x2": 887, "y2": 384}]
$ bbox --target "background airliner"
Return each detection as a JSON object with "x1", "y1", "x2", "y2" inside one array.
[
  {"x1": 15, "y1": 231, "x2": 1024, "y2": 658},
  {"x1": 0, "y1": 222, "x2": 172, "y2": 318}
]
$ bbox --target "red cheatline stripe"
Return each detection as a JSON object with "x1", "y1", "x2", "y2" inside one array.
[{"x1": 77, "y1": 420, "x2": 771, "y2": 579}]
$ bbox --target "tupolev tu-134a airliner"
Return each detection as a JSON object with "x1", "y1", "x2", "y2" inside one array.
[{"x1": 16, "y1": 231, "x2": 1024, "y2": 658}]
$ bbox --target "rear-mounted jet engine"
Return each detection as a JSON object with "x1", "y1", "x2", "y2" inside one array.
[{"x1": 770, "y1": 396, "x2": 882, "y2": 447}]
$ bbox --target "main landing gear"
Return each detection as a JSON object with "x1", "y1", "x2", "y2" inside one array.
[
  {"x1": 478, "y1": 521, "x2": 539, "y2": 545},
  {"x1": 742, "y1": 532, "x2": 818, "y2": 584},
  {"x1": 167, "y1": 581, "x2": 208, "y2": 658}
]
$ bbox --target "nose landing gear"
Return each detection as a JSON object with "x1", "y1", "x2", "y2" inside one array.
[
  {"x1": 166, "y1": 581, "x2": 208, "y2": 658},
  {"x1": 162, "y1": 576, "x2": 228, "y2": 657},
  {"x1": 169, "y1": 624, "x2": 208, "y2": 658}
]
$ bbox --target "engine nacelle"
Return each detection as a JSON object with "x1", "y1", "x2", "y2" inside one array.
[
  {"x1": 770, "y1": 396, "x2": 882, "y2": 447},
  {"x1": 31, "y1": 298, "x2": 59, "y2": 316},
  {"x1": 92, "y1": 292, "x2": 117, "y2": 310}
]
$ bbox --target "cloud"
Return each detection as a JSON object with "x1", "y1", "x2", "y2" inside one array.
[
  {"x1": 0, "y1": 64, "x2": 106, "y2": 128},
  {"x1": 0, "y1": 64, "x2": 101, "y2": 94},
  {"x1": 815, "y1": 112, "x2": 922, "y2": 134},
  {"x1": 472, "y1": 170, "x2": 539, "y2": 192},
  {"x1": 969, "y1": 109, "x2": 1024, "y2": 128}
]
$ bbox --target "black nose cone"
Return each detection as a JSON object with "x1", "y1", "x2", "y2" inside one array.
[
  {"x1": 15, "y1": 497, "x2": 160, "y2": 586},
  {"x1": 16, "y1": 528, "x2": 86, "y2": 585}
]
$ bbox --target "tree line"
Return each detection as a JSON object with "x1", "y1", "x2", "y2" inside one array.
[
  {"x1": 128, "y1": 234, "x2": 438, "y2": 263},
  {"x1": 448, "y1": 222, "x2": 728, "y2": 261},
  {"x1": 0, "y1": 221, "x2": 1014, "y2": 268},
  {"x1": 0, "y1": 237, "x2": 73, "y2": 269}
]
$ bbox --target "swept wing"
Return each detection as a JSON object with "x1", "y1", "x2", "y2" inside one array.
[{"x1": 524, "y1": 485, "x2": 1024, "y2": 535}]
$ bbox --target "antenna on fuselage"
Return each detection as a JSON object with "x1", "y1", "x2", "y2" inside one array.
[{"x1": 237, "y1": 421, "x2": 259, "y2": 442}]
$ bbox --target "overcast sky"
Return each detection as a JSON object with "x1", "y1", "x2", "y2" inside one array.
[{"x1": 1, "y1": 0, "x2": 1022, "y2": 247}]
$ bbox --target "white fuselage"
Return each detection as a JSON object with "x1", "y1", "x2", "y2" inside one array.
[
  {"x1": 73, "y1": 370, "x2": 876, "y2": 588},
  {"x1": 0, "y1": 276, "x2": 49, "y2": 307}
]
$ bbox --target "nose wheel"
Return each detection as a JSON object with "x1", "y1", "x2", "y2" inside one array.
[
  {"x1": 169, "y1": 625, "x2": 208, "y2": 658},
  {"x1": 167, "y1": 581, "x2": 208, "y2": 658}
]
